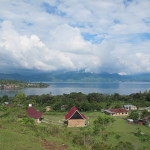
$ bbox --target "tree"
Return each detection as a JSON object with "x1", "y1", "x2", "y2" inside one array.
[
  {"x1": 128, "y1": 110, "x2": 139, "y2": 120},
  {"x1": 141, "y1": 110, "x2": 150, "y2": 118},
  {"x1": 53, "y1": 102, "x2": 62, "y2": 111},
  {"x1": 93, "y1": 115, "x2": 115, "y2": 135},
  {"x1": 94, "y1": 115, "x2": 115, "y2": 127},
  {"x1": 0, "y1": 95, "x2": 9, "y2": 103},
  {"x1": 13, "y1": 93, "x2": 26, "y2": 106}
]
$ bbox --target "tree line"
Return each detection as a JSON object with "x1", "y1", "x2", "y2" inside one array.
[{"x1": 0, "y1": 91, "x2": 150, "y2": 111}]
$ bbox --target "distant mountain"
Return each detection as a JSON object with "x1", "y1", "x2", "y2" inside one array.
[{"x1": 0, "y1": 72, "x2": 150, "y2": 82}]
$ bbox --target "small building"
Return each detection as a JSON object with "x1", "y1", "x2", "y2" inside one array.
[
  {"x1": 127, "y1": 119, "x2": 134, "y2": 123},
  {"x1": 124, "y1": 105, "x2": 137, "y2": 110},
  {"x1": 144, "y1": 107, "x2": 150, "y2": 112},
  {"x1": 104, "y1": 108, "x2": 129, "y2": 116},
  {"x1": 45, "y1": 106, "x2": 52, "y2": 112},
  {"x1": 65, "y1": 106, "x2": 87, "y2": 127},
  {"x1": 26, "y1": 106, "x2": 43, "y2": 124},
  {"x1": 61, "y1": 105, "x2": 66, "y2": 111}
]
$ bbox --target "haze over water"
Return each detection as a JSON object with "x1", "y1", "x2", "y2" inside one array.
[{"x1": 0, "y1": 82, "x2": 150, "y2": 97}]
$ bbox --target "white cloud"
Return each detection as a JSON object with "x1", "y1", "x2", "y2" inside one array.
[
  {"x1": 0, "y1": 21, "x2": 101, "y2": 72},
  {"x1": 0, "y1": 0, "x2": 150, "y2": 74}
]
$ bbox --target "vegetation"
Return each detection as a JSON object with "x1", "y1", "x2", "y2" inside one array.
[
  {"x1": 0, "y1": 91, "x2": 150, "y2": 150},
  {"x1": 0, "y1": 107, "x2": 150, "y2": 150},
  {"x1": 23, "y1": 91, "x2": 150, "y2": 110}
]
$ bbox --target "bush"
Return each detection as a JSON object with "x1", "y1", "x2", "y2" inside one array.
[
  {"x1": 91, "y1": 142, "x2": 112, "y2": 150},
  {"x1": 17, "y1": 117, "x2": 35, "y2": 125},
  {"x1": 115, "y1": 141, "x2": 134, "y2": 150}
]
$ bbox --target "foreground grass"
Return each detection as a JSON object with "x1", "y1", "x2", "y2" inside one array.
[
  {"x1": 44, "y1": 111, "x2": 150, "y2": 149},
  {"x1": 0, "y1": 110, "x2": 150, "y2": 150}
]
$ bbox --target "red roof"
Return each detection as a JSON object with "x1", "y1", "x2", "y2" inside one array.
[
  {"x1": 109, "y1": 108, "x2": 128, "y2": 113},
  {"x1": 26, "y1": 107, "x2": 43, "y2": 119},
  {"x1": 65, "y1": 106, "x2": 87, "y2": 120}
]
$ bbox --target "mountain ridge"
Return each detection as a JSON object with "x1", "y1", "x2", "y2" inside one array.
[{"x1": 0, "y1": 72, "x2": 150, "y2": 82}]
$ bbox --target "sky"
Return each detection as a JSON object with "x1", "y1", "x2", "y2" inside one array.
[{"x1": 0, "y1": 0, "x2": 150, "y2": 75}]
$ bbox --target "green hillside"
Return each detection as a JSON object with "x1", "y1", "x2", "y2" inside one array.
[{"x1": 0, "y1": 107, "x2": 150, "y2": 150}]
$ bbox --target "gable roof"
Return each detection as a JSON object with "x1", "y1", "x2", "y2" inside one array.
[
  {"x1": 26, "y1": 107, "x2": 43, "y2": 119},
  {"x1": 109, "y1": 108, "x2": 128, "y2": 113},
  {"x1": 65, "y1": 106, "x2": 87, "y2": 120}
]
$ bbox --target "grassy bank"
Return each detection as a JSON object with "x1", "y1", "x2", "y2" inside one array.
[{"x1": 0, "y1": 109, "x2": 150, "y2": 150}]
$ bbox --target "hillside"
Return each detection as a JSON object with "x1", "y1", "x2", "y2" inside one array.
[{"x1": 0, "y1": 110, "x2": 150, "y2": 150}]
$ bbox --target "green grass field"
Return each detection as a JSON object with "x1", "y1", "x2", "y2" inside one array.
[{"x1": 0, "y1": 110, "x2": 150, "y2": 150}]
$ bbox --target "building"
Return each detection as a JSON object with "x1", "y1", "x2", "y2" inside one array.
[
  {"x1": 45, "y1": 106, "x2": 52, "y2": 111},
  {"x1": 104, "y1": 108, "x2": 129, "y2": 116},
  {"x1": 26, "y1": 105, "x2": 43, "y2": 124},
  {"x1": 61, "y1": 105, "x2": 66, "y2": 111},
  {"x1": 65, "y1": 106, "x2": 87, "y2": 127},
  {"x1": 144, "y1": 107, "x2": 150, "y2": 112},
  {"x1": 124, "y1": 105, "x2": 137, "y2": 110}
]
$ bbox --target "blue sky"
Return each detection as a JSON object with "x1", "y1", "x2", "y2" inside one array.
[{"x1": 0, "y1": 0, "x2": 150, "y2": 74}]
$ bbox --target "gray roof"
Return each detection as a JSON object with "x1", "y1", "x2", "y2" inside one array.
[{"x1": 124, "y1": 105, "x2": 136, "y2": 107}]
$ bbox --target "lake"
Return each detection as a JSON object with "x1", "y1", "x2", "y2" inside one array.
[{"x1": 0, "y1": 82, "x2": 150, "y2": 97}]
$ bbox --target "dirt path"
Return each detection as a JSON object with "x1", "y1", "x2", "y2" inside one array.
[{"x1": 41, "y1": 139, "x2": 68, "y2": 150}]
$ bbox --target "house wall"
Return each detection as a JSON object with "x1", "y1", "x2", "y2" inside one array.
[
  {"x1": 130, "y1": 107, "x2": 137, "y2": 110},
  {"x1": 35, "y1": 118, "x2": 41, "y2": 124},
  {"x1": 68, "y1": 119, "x2": 85, "y2": 127},
  {"x1": 125, "y1": 106, "x2": 137, "y2": 110},
  {"x1": 45, "y1": 106, "x2": 52, "y2": 111},
  {"x1": 112, "y1": 112, "x2": 128, "y2": 116}
]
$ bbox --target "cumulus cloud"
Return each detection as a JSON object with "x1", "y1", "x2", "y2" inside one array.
[
  {"x1": 0, "y1": 0, "x2": 150, "y2": 74},
  {"x1": 0, "y1": 21, "x2": 100, "y2": 72}
]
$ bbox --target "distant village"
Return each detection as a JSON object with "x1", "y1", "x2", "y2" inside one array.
[
  {"x1": 0, "y1": 80, "x2": 49, "y2": 89},
  {"x1": 42, "y1": 105, "x2": 150, "y2": 127},
  {"x1": 5, "y1": 102, "x2": 150, "y2": 128},
  {"x1": 25, "y1": 104, "x2": 150, "y2": 127}
]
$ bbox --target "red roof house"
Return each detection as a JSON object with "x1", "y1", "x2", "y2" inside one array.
[
  {"x1": 26, "y1": 107, "x2": 43, "y2": 123},
  {"x1": 104, "y1": 108, "x2": 128, "y2": 116},
  {"x1": 65, "y1": 106, "x2": 87, "y2": 127}
]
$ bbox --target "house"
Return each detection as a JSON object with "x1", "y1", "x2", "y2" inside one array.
[
  {"x1": 124, "y1": 105, "x2": 137, "y2": 110},
  {"x1": 144, "y1": 107, "x2": 150, "y2": 112},
  {"x1": 26, "y1": 105, "x2": 43, "y2": 124},
  {"x1": 65, "y1": 106, "x2": 87, "y2": 127},
  {"x1": 104, "y1": 108, "x2": 129, "y2": 116},
  {"x1": 45, "y1": 106, "x2": 52, "y2": 111},
  {"x1": 61, "y1": 105, "x2": 66, "y2": 111}
]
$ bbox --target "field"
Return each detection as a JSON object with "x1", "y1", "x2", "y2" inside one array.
[{"x1": 0, "y1": 110, "x2": 150, "y2": 150}]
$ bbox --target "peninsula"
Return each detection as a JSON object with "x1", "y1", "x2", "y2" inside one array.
[{"x1": 0, "y1": 80, "x2": 49, "y2": 89}]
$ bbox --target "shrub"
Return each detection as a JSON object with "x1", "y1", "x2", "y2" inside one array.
[{"x1": 17, "y1": 117, "x2": 35, "y2": 125}]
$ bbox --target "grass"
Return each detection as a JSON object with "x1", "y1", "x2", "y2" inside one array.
[
  {"x1": 107, "y1": 118, "x2": 150, "y2": 148},
  {"x1": 0, "y1": 110, "x2": 150, "y2": 150},
  {"x1": 0, "y1": 129, "x2": 45, "y2": 150},
  {"x1": 44, "y1": 111, "x2": 150, "y2": 149}
]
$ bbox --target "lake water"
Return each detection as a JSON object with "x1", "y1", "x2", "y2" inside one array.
[{"x1": 0, "y1": 82, "x2": 150, "y2": 97}]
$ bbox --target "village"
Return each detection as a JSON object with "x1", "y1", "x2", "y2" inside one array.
[
  {"x1": 0, "y1": 80, "x2": 49, "y2": 89},
  {"x1": 24, "y1": 104, "x2": 150, "y2": 127},
  {"x1": 1, "y1": 92, "x2": 150, "y2": 150}
]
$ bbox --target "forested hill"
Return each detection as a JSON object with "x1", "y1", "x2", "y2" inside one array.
[{"x1": 0, "y1": 72, "x2": 150, "y2": 82}]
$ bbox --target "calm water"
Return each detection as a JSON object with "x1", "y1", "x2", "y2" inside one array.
[{"x1": 0, "y1": 82, "x2": 150, "y2": 97}]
